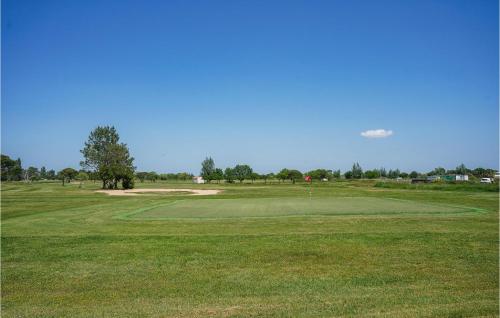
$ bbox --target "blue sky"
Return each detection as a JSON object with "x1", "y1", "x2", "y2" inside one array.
[{"x1": 2, "y1": 0, "x2": 498, "y2": 174}]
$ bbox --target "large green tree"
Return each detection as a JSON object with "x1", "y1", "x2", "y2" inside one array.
[
  {"x1": 287, "y1": 169, "x2": 303, "y2": 184},
  {"x1": 1, "y1": 155, "x2": 23, "y2": 181},
  {"x1": 233, "y1": 164, "x2": 253, "y2": 183},
  {"x1": 224, "y1": 167, "x2": 235, "y2": 183},
  {"x1": 213, "y1": 168, "x2": 224, "y2": 183},
  {"x1": 351, "y1": 162, "x2": 363, "y2": 179},
  {"x1": 58, "y1": 168, "x2": 78, "y2": 186},
  {"x1": 80, "y1": 126, "x2": 135, "y2": 189},
  {"x1": 200, "y1": 157, "x2": 215, "y2": 183}
]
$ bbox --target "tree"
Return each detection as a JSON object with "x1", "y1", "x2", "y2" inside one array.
[
  {"x1": 147, "y1": 171, "x2": 159, "y2": 182},
  {"x1": 287, "y1": 169, "x2": 303, "y2": 184},
  {"x1": 40, "y1": 166, "x2": 47, "y2": 179},
  {"x1": 201, "y1": 157, "x2": 215, "y2": 183},
  {"x1": 307, "y1": 169, "x2": 332, "y2": 181},
  {"x1": 276, "y1": 169, "x2": 290, "y2": 183},
  {"x1": 1, "y1": 155, "x2": 23, "y2": 181},
  {"x1": 262, "y1": 173, "x2": 274, "y2": 184},
  {"x1": 364, "y1": 169, "x2": 380, "y2": 179},
  {"x1": 344, "y1": 171, "x2": 353, "y2": 179},
  {"x1": 351, "y1": 162, "x2": 363, "y2": 179},
  {"x1": 388, "y1": 169, "x2": 401, "y2": 179},
  {"x1": 400, "y1": 172, "x2": 409, "y2": 179},
  {"x1": 456, "y1": 163, "x2": 468, "y2": 175},
  {"x1": 428, "y1": 167, "x2": 446, "y2": 176},
  {"x1": 177, "y1": 172, "x2": 193, "y2": 181},
  {"x1": 76, "y1": 171, "x2": 89, "y2": 188},
  {"x1": 472, "y1": 167, "x2": 495, "y2": 178},
  {"x1": 332, "y1": 170, "x2": 341, "y2": 179},
  {"x1": 250, "y1": 172, "x2": 260, "y2": 183},
  {"x1": 409, "y1": 171, "x2": 418, "y2": 179},
  {"x1": 212, "y1": 168, "x2": 224, "y2": 183},
  {"x1": 81, "y1": 126, "x2": 135, "y2": 189},
  {"x1": 136, "y1": 172, "x2": 148, "y2": 182},
  {"x1": 379, "y1": 167, "x2": 387, "y2": 178},
  {"x1": 47, "y1": 169, "x2": 56, "y2": 180},
  {"x1": 233, "y1": 164, "x2": 253, "y2": 183},
  {"x1": 224, "y1": 167, "x2": 235, "y2": 183},
  {"x1": 24, "y1": 166, "x2": 39, "y2": 182},
  {"x1": 58, "y1": 168, "x2": 78, "y2": 186}
]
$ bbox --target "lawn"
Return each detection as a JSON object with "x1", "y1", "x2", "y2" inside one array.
[{"x1": 1, "y1": 180, "x2": 498, "y2": 317}]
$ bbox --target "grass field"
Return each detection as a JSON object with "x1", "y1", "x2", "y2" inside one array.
[{"x1": 1, "y1": 180, "x2": 498, "y2": 317}]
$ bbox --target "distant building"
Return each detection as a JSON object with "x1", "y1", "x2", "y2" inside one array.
[
  {"x1": 440, "y1": 175, "x2": 469, "y2": 182},
  {"x1": 411, "y1": 178, "x2": 430, "y2": 184},
  {"x1": 427, "y1": 175, "x2": 441, "y2": 182},
  {"x1": 192, "y1": 176, "x2": 205, "y2": 184}
]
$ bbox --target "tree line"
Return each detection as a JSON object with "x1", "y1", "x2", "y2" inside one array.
[
  {"x1": 2, "y1": 127, "x2": 497, "y2": 187},
  {"x1": 197, "y1": 158, "x2": 497, "y2": 184},
  {"x1": 1, "y1": 154, "x2": 90, "y2": 185}
]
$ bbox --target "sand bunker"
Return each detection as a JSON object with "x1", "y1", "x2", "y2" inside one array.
[{"x1": 96, "y1": 188, "x2": 222, "y2": 196}]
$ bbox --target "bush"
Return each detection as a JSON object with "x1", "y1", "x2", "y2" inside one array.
[{"x1": 122, "y1": 176, "x2": 135, "y2": 189}]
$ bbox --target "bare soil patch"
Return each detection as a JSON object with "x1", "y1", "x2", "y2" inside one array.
[{"x1": 96, "y1": 188, "x2": 222, "y2": 196}]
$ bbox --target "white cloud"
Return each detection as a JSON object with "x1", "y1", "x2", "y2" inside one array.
[{"x1": 360, "y1": 129, "x2": 393, "y2": 138}]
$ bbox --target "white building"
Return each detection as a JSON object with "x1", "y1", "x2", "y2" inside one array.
[
  {"x1": 192, "y1": 176, "x2": 205, "y2": 184},
  {"x1": 455, "y1": 175, "x2": 469, "y2": 181}
]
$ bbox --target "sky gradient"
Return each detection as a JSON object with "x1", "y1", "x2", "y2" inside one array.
[{"x1": 2, "y1": 0, "x2": 499, "y2": 174}]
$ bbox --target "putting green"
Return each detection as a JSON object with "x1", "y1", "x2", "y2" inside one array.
[{"x1": 124, "y1": 197, "x2": 477, "y2": 220}]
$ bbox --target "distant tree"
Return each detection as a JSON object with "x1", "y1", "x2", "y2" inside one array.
[
  {"x1": 147, "y1": 171, "x2": 159, "y2": 182},
  {"x1": 136, "y1": 172, "x2": 148, "y2": 182},
  {"x1": 40, "y1": 166, "x2": 47, "y2": 179},
  {"x1": 201, "y1": 157, "x2": 215, "y2": 183},
  {"x1": 1, "y1": 155, "x2": 24, "y2": 181},
  {"x1": 224, "y1": 167, "x2": 235, "y2": 183},
  {"x1": 24, "y1": 166, "x2": 39, "y2": 182},
  {"x1": 47, "y1": 169, "x2": 56, "y2": 180},
  {"x1": 379, "y1": 167, "x2": 387, "y2": 178},
  {"x1": 262, "y1": 173, "x2": 274, "y2": 184},
  {"x1": 344, "y1": 171, "x2": 353, "y2": 179},
  {"x1": 455, "y1": 163, "x2": 469, "y2": 175},
  {"x1": 409, "y1": 171, "x2": 419, "y2": 179},
  {"x1": 178, "y1": 172, "x2": 193, "y2": 181},
  {"x1": 287, "y1": 169, "x2": 303, "y2": 184},
  {"x1": 81, "y1": 126, "x2": 135, "y2": 189},
  {"x1": 276, "y1": 169, "x2": 290, "y2": 183},
  {"x1": 58, "y1": 168, "x2": 78, "y2": 186},
  {"x1": 307, "y1": 169, "x2": 332, "y2": 181},
  {"x1": 364, "y1": 169, "x2": 380, "y2": 179},
  {"x1": 233, "y1": 164, "x2": 253, "y2": 183},
  {"x1": 400, "y1": 172, "x2": 409, "y2": 179},
  {"x1": 351, "y1": 162, "x2": 363, "y2": 179},
  {"x1": 165, "y1": 173, "x2": 177, "y2": 180},
  {"x1": 332, "y1": 170, "x2": 341, "y2": 179},
  {"x1": 472, "y1": 167, "x2": 495, "y2": 178},
  {"x1": 428, "y1": 167, "x2": 446, "y2": 176},
  {"x1": 387, "y1": 169, "x2": 401, "y2": 179},
  {"x1": 76, "y1": 171, "x2": 89, "y2": 188},
  {"x1": 250, "y1": 172, "x2": 260, "y2": 183},
  {"x1": 212, "y1": 168, "x2": 224, "y2": 183}
]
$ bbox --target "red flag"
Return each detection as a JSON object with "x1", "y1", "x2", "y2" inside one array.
[{"x1": 305, "y1": 175, "x2": 312, "y2": 182}]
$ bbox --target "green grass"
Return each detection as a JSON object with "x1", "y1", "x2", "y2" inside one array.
[
  {"x1": 1, "y1": 180, "x2": 498, "y2": 317},
  {"x1": 126, "y1": 197, "x2": 477, "y2": 220}
]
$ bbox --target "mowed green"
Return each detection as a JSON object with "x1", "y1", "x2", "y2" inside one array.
[
  {"x1": 128, "y1": 197, "x2": 474, "y2": 219},
  {"x1": 1, "y1": 181, "x2": 498, "y2": 317}
]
